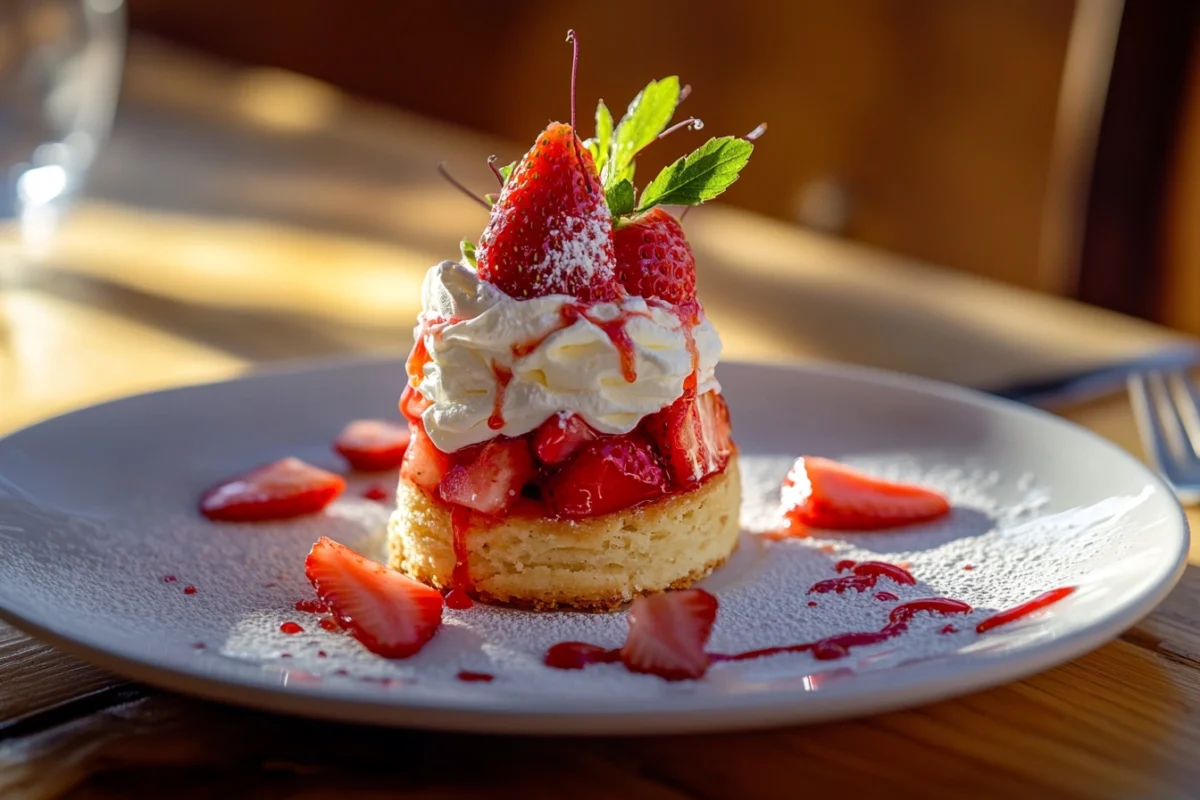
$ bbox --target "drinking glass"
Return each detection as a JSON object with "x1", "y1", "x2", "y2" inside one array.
[{"x1": 0, "y1": 0, "x2": 124, "y2": 248}]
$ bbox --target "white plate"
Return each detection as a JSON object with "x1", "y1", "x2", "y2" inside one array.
[{"x1": 0, "y1": 358, "x2": 1187, "y2": 734}]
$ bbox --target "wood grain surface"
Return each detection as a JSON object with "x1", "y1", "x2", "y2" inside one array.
[{"x1": 1, "y1": 38, "x2": 1198, "y2": 800}]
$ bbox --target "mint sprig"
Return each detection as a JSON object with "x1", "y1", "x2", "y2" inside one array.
[
  {"x1": 498, "y1": 161, "x2": 516, "y2": 183},
  {"x1": 593, "y1": 100, "x2": 613, "y2": 176},
  {"x1": 605, "y1": 76, "x2": 680, "y2": 187},
  {"x1": 605, "y1": 179, "x2": 636, "y2": 217},
  {"x1": 636, "y1": 137, "x2": 754, "y2": 211},
  {"x1": 460, "y1": 239, "x2": 477, "y2": 268}
]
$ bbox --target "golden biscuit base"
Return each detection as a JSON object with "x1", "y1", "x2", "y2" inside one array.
[{"x1": 386, "y1": 454, "x2": 741, "y2": 611}]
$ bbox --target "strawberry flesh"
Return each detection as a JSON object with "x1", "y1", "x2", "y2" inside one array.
[
  {"x1": 532, "y1": 412, "x2": 597, "y2": 465},
  {"x1": 400, "y1": 422, "x2": 453, "y2": 492},
  {"x1": 613, "y1": 208, "x2": 696, "y2": 304},
  {"x1": 477, "y1": 122, "x2": 620, "y2": 302},
  {"x1": 621, "y1": 589, "x2": 718, "y2": 681},
  {"x1": 546, "y1": 434, "x2": 668, "y2": 519},
  {"x1": 334, "y1": 419, "x2": 412, "y2": 471},
  {"x1": 305, "y1": 537, "x2": 443, "y2": 658},
  {"x1": 643, "y1": 390, "x2": 732, "y2": 489},
  {"x1": 200, "y1": 457, "x2": 345, "y2": 522},
  {"x1": 783, "y1": 457, "x2": 951, "y2": 531},
  {"x1": 439, "y1": 438, "x2": 535, "y2": 515}
]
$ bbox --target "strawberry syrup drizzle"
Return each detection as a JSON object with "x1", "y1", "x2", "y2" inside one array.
[
  {"x1": 510, "y1": 303, "x2": 653, "y2": 384},
  {"x1": 975, "y1": 587, "x2": 1076, "y2": 633},
  {"x1": 456, "y1": 670, "x2": 495, "y2": 683},
  {"x1": 807, "y1": 560, "x2": 916, "y2": 595},
  {"x1": 674, "y1": 302, "x2": 701, "y2": 394},
  {"x1": 280, "y1": 622, "x2": 304, "y2": 635},
  {"x1": 487, "y1": 361, "x2": 513, "y2": 430},
  {"x1": 446, "y1": 505, "x2": 475, "y2": 609},
  {"x1": 544, "y1": 641, "x2": 623, "y2": 670}
]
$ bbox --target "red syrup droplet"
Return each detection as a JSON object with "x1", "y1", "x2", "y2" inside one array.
[
  {"x1": 264, "y1": 582, "x2": 278, "y2": 588},
  {"x1": 445, "y1": 589, "x2": 474, "y2": 610},
  {"x1": 544, "y1": 642, "x2": 622, "y2": 670},
  {"x1": 834, "y1": 559, "x2": 856, "y2": 573},
  {"x1": 875, "y1": 591, "x2": 899, "y2": 602},
  {"x1": 317, "y1": 650, "x2": 328, "y2": 658},
  {"x1": 280, "y1": 653, "x2": 293, "y2": 658},
  {"x1": 487, "y1": 361, "x2": 513, "y2": 430},
  {"x1": 294, "y1": 598, "x2": 328, "y2": 614},
  {"x1": 280, "y1": 622, "x2": 304, "y2": 635},
  {"x1": 362, "y1": 484, "x2": 390, "y2": 502},
  {"x1": 318, "y1": 617, "x2": 341, "y2": 632},
  {"x1": 163, "y1": 575, "x2": 177, "y2": 583},
  {"x1": 456, "y1": 670, "x2": 495, "y2": 683},
  {"x1": 975, "y1": 587, "x2": 1076, "y2": 634},
  {"x1": 963, "y1": 564, "x2": 975, "y2": 571},
  {"x1": 807, "y1": 601, "x2": 818, "y2": 608},
  {"x1": 192, "y1": 642, "x2": 206, "y2": 650},
  {"x1": 183, "y1": 585, "x2": 197, "y2": 595},
  {"x1": 334, "y1": 669, "x2": 349, "y2": 676},
  {"x1": 449, "y1": 505, "x2": 474, "y2": 596},
  {"x1": 939, "y1": 625, "x2": 958, "y2": 635}
]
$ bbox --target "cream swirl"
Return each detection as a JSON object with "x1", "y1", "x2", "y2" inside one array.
[{"x1": 413, "y1": 261, "x2": 721, "y2": 453}]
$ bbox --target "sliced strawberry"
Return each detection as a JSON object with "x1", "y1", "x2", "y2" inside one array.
[
  {"x1": 643, "y1": 390, "x2": 732, "y2": 489},
  {"x1": 782, "y1": 457, "x2": 951, "y2": 531},
  {"x1": 334, "y1": 419, "x2": 412, "y2": 471},
  {"x1": 477, "y1": 122, "x2": 620, "y2": 302},
  {"x1": 399, "y1": 384, "x2": 432, "y2": 422},
  {"x1": 200, "y1": 457, "x2": 345, "y2": 522},
  {"x1": 546, "y1": 434, "x2": 668, "y2": 519},
  {"x1": 532, "y1": 412, "x2": 597, "y2": 465},
  {"x1": 438, "y1": 438, "x2": 535, "y2": 515},
  {"x1": 304, "y1": 537, "x2": 443, "y2": 658},
  {"x1": 613, "y1": 207, "x2": 696, "y2": 304},
  {"x1": 621, "y1": 589, "x2": 718, "y2": 681},
  {"x1": 400, "y1": 422, "x2": 453, "y2": 492}
]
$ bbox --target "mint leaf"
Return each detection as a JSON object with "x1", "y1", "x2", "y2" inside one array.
[
  {"x1": 460, "y1": 239, "x2": 477, "y2": 268},
  {"x1": 606, "y1": 76, "x2": 680, "y2": 186},
  {"x1": 583, "y1": 138, "x2": 600, "y2": 163},
  {"x1": 498, "y1": 161, "x2": 516, "y2": 183},
  {"x1": 637, "y1": 137, "x2": 754, "y2": 211},
  {"x1": 605, "y1": 179, "x2": 636, "y2": 217},
  {"x1": 594, "y1": 100, "x2": 613, "y2": 176}
]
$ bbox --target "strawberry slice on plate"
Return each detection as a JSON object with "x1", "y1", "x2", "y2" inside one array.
[
  {"x1": 546, "y1": 434, "x2": 668, "y2": 519},
  {"x1": 400, "y1": 422, "x2": 453, "y2": 492},
  {"x1": 782, "y1": 457, "x2": 951, "y2": 531},
  {"x1": 621, "y1": 588, "x2": 718, "y2": 680},
  {"x1": 439, "y1": 438, "x2": 535, "y2": 515},
  {"x1": 613, "y1": 207, "x2": 696, "y2": 304},
  {"x1": 477, "y1": 122, "x2": 620, "y2": 302},
  {"x1": 532, "y1": 412, "x2": 597, "y2": 465},
  {"x1": 334, "y1": 419, "x2": 411, "y2": 471},
  {"x1": 305, "y1": 537, "x2": 443, "y2": 658},
  {"x1": 200, "y1": 457, "x2": 345, "y2": 522}
]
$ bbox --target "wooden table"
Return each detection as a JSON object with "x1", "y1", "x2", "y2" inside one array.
[{"x1": 2, "y1": 39, "x2": 1200, "y2": 799}]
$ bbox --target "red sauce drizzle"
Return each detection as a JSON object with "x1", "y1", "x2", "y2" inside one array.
[
  {"x1": 975, "y1": 587, "x2": 1076, "y2": 633},
  {"x1": 280, "y1": 622, "x2": 304, "y2": 635},
  {"x1": 163, "y1": 575, "x2": 177, "y2": 583},
  {"x1": 544, "y1": 642, "x2": 623, "y2": 670},
  {"x1": 294, "y1": 598, "x2": 328, "y2": 614},
  {"x1": 445, "y1": 589, "x2": 474, "y2": 610},
  {"x1": 448, "y1": 505, "x2": 474, "y2": 606},
  {"x1": 488, "y1": 361, "x2": 513, "y2": 430},
  {"x1": 510, "y1": 303, "x2": 653, "y2": 384},
  {"x1": 674, "y1": 302, "x2": 701, "y2": 393},
  {"x1": 808, "y1": 560, "x2": 917, "y2": 595},
  {"x1": 456, "y1": 670, "x2": 495, "y2": 683},
  {"x1": 963, "y1": 564, "x2": 975, "y2": 571},
  {"x1": 875, "y1": 591, "x2": 899, "y2": 602},
  {"x1": 939, "y1": 625, "x2": 958, "y2": 635}
]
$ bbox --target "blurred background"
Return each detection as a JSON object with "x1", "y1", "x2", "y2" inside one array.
[{"x1": 121, "y1": 0, "x2": 1200, "y2": 331}]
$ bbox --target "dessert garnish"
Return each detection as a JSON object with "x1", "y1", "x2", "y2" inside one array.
[
  {"x1": 200, "y1": 457, "x2": 345, "y2": 522},
  {"x1": 334, "y1": 419, "x2": 411, "y2": 471}
]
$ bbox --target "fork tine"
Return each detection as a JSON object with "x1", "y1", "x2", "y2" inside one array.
[
  {"x1": 1130, "y1": 372, "x2": 1181, "y2": 473},
  {"x1": 1130, "y1": 371, "x2": 1200, "y2": 502},
  {"x1": 1167, "y1": 370, "x2": 1200, "y2": 458}
]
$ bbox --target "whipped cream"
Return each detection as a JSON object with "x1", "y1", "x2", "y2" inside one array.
[{"x1": 412, "y1": 261, "x2": 722, "y2": 453}]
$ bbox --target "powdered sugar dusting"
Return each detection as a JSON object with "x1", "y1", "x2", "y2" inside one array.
[{"x1": 531, "y1": 201, "x2": 614, "y2": 294}]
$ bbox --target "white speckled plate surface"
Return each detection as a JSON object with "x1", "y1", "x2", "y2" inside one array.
[{"x1": 0, "y1": 358, "x2": 1187, "y2": 734}]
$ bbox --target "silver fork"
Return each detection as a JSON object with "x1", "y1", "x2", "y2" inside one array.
[{"x1": 1129, "y1": 370, "x2": 1200, "y2": 504}]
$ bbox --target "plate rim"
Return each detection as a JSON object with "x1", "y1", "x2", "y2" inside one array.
[{"x1": 0, "y1": 356, "x2": 1189, "y2": 734}]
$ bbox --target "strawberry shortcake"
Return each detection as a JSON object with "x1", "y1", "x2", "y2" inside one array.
[{"x1": 387, "y1": 46, "x2": 758, "y2": 610}]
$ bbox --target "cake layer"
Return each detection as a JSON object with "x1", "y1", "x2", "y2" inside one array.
[{"x1": 387, "y1": 454, "x2": 741, "y2": 611}]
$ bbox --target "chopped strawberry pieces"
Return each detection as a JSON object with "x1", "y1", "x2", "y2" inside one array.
[
  {"x1": 400, "y1": 422, "x2": 453, "y2": 492},
  {"x1": 477, "y1": 122, "x2": 620, "y2": 302},
  {"x1": 613, "y1": 208, "x2": 696, "y2": 304},
  {"x1": 334, "y1": 419, "x2": 411, "y2": 471},
  {"x1": 643, "y1": 390, "x2": 732, "y2": 489},
  {"x1": 546, "y1": 434, "x2": 668, "y2": 518},
  {"x1": 782, "y1": 457, "x2": 951, "y2": 531},
  {"x1": 532, "y1": 412, "x2": 597, "y2": 464},
  {"x1": 200, "y1": 457, "x2": 345, "y2": 522},
  {"x1": 621, "y1": 589, "x2": 718, "y2": 681},
  {"x1": 305, "y1": 537, "x2": 443, "y2": 658},
  {"x1": 439, "y1": 438, "x2": 535, "y2": 515}
]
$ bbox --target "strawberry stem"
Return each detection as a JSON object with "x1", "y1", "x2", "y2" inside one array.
[
  {"x1": 487, "y1": 155, "x2": 504, "y2": 187},
  {"x1": 679, "y1": 84, "x2": 692, "y2": 104},
  {"x1": 566, "y1": 29, "x2": 579, "y2": 130},
  {"x1": 658, "y1": 117, "x2": 704, "y2": 141},
  {"x1": 437, "y1": 162, "x2": 490, "y2": 211},
  {"x1": 745, "y1": 123, "x2": 768, "y2": 141}
]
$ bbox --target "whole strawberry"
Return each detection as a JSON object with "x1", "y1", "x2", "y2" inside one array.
[
  {"x1": 613, "y1": 207, "x2": 695, "y2": 304},
  {"x1": 477, "y1": 123, "x2": 621, "y2": 302}
]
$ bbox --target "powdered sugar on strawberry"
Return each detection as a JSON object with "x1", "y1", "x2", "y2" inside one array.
[{"x1": 532, "y1": 203, "x2": 616, "y2": 294}]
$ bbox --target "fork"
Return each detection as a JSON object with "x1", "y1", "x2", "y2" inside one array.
[{"x1": 1129, "y1": 371, "x2": 1200, "y2": 504}]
